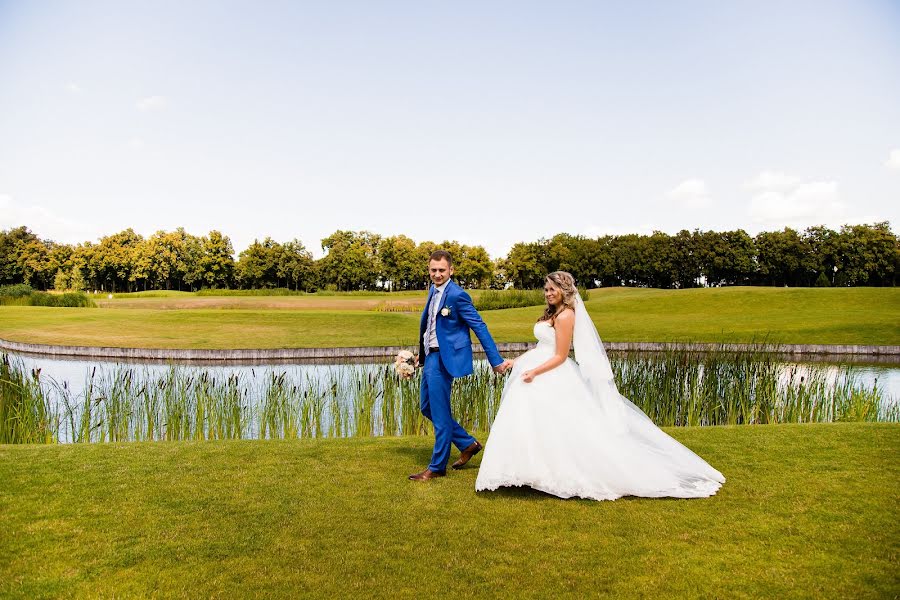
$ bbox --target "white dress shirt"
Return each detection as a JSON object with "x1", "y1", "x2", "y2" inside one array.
[{"x1": 424, "y1": 281, "x2": 449, "y2": 350}]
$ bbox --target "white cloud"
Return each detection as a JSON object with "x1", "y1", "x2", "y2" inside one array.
[
  {"x1": 667, "y1": 178, "x2": 711, "y2": 209},
  {"x1": 0, "y1": 193, "x2": 96, "y2": 243},
  {"x1": 745, "y1": 170, "x2": 802, "y2": 192},
  {"x1": 885, "y1": 149, "x2": 900, "y2": 170},
  {"x1": 127, "y1": 137, "x2": 145, "y2": 150},
  {"x1": 746, "y1": 172, "x2": 846, "y2": 228},
  {"x1": 136, "y1": 95, "x2": 168, "y2": 111},
  {"x1": 65, "y1": 82, "x2": 83, "y2": 94}
]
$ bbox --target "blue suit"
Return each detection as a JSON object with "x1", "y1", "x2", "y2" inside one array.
[{"x1": 419, "y1": 280, "x2": 503, "y2": 472}]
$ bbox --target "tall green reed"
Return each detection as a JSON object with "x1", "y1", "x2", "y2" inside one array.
[
  {"x1": 0, "y1": 355, "x2": 57, "y2": 443},
  {"x1": 1, "y1": 348, "x2": 896, "y2": 445}
]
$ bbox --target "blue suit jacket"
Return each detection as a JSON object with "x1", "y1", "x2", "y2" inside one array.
[{"x1": 419, "y1": 280, "x2": 503, "y2": 378}]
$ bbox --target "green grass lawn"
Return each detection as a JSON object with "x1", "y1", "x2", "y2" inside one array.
[
  {"x1": 1, "y1": 423, "x2": 897, "y2": 598},
  {"x1": 0, "y1": 287, "x2": 898, "y2": 348}
]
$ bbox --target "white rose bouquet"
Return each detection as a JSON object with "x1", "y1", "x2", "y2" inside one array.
[{"x1": 393, "y1": 350, "x2": 416, "y2": 379}]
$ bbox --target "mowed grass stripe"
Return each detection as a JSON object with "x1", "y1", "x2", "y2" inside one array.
[
  {"x1": 0, "y1": 287, "x2": 898, "y2": 348},
  {"x1": 0, "y1": 308, "x2": 420, "y2": 349},
  {"x1": 0, "y1": 423, "x2": 897, "y2": 598}
]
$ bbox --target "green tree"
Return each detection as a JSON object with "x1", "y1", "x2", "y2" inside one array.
[
  {"x1": 502, "y1": 241, "x2": 546, "y2": 288},
  {"x1": 378, "y1": 235, "x2": 420, "y2": 290},
  {"x1": 0, "y1": 226, "x2": 39, "y2": 286},
  {"x1": 644, "y1": 232, "x2": 676, "y2": 288},
  {"x1": 69, "y1": 266, "x2": 86, "y2": 292},
  {"x1": 836, "y1": 222, "x2": 898, "y2": 286},
  {"x1": 278, "y1": 239, "x2": 314, "y2": 291},
  {"x1": 53, "y1": 269, "x2": 69, "y2": 291},
  {"x1": 142, "y1": 231, "x2": 181, "y2": 290},
  {"x1": 803, "y1": 225, "x2": 841, "y2": 286},
  {"x1": 414, "y1": 241, "x2": 439, "y2": 288},
  {"x1": 94, "y1": 229, "x2": 144, "y2": 292},
  {"x1": 754, "y1": 228, "x2": 810, "y2": 286},
  {"x1": 544, "y1": 234, "x2": 603, "y2": 288},
  {"x1": 453, "y1": 244, "x2": 494, "y2": 288},
  {"x1": 670, "y1": 230, "x2": 701, "y2": 289},
  {"x1": 696, "y1": 229, "x2": 755, "y2": 286},
  {"x1": 17, "y1": 238, "x2": 55, "y2": 289},
  {"x1": 236, "y1": 238, "x2": 280, "y2": 288},
  {"x1": 610, "y1": 234, "x2": 649, "y2": 287},
  {"x1": 71, "y1": 242, "x2": 98, "y2": 291},
  {"x1": 199, "y1": 230, "x2": 235, "y2": 289},
  {"x1": 176, "y1": 229, "x2": 204, "y2": 291},
  {"x1": 318, "y1": 230, "x2": 380, "y2": 291}
]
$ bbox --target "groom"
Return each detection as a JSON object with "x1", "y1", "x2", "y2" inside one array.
[{"x1": 410, "y1": 250, "x2": 512, "y2": 481}]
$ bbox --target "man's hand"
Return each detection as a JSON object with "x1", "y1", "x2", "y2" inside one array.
[
  {"x1": 414, "y1": 355, "x2": 421, "y2": 368},
  {"x1": 492, "y1": 359, "x2": 514, "y2": 374}
]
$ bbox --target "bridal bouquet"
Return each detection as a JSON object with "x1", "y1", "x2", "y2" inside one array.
[{"x1": 394, "y1": 350, "x2": 416, "y2": 379}]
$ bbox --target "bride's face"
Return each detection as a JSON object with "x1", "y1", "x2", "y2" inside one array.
[{"x1": 544, "y1": 281, "x2": 562, "y2": 307}]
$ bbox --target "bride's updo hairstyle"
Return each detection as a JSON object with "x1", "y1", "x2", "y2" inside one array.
[{"x1": 538, "y1": 271, "x2": 578, "y2": 326}]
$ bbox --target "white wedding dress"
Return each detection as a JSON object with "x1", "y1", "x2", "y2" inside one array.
[{"x1": 475, "y1": 298, "x2": 725, "y2": 501}]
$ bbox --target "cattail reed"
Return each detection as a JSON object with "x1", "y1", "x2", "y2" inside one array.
[{"x1": 1, "y1": 349, "x2": 896, "y2": 445}]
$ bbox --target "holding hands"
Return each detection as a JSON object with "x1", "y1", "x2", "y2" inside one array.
[
  {"x1": 493, "y1": 359, "x2": 515, "y2": 375},
  {"x1": 415, "y1": 354, "x2": 513, "y2": 375}
]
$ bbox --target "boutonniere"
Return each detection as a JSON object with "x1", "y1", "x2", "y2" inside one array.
[{"x1": 440, "y1": 307, "x2": 451, "y2": 317}]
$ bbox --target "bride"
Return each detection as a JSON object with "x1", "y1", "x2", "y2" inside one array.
[{"x1": 475, "y1": 271, "x2": 725, "y2": 501}]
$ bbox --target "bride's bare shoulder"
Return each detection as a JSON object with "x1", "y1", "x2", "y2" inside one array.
[{"x1": 556, "y1": 308, "x2": 575, "y2": 323}]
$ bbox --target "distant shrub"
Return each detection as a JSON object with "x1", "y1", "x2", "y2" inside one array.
[
  {"x1": 55, "y1": 293, "x2": 96, "y2": 307},
  {"x1": 476, "y1": 289, "x2": 544, "y2": 311},
  {"x1": 0, "y1": 284, "x2": 34, "y2": 298},
  {"x1": 195, "y1": 288, "x2": 396, "y2": 297},
  {"x1": 197, "y1": 288, "x2": 305, "y2": 297},
  {"x1": 0, "y1": 291, "x2": 94, "y2": 307},
  {"x1": 313, "y1": 290, "x2": 395, "y2": 296},
  {"x1": 373, "y1": 302, "x2": 421, "y2": 313},
  {"x1": 111, "y1": 290, "x2": 194, "y2": 298},
  {"x1": 476, "y1": 287, "x2": 591, "y2": 311}
]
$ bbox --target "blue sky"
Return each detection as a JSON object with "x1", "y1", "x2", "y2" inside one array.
[{"x1": 1, "y1": 0, "x2": 898, "y2": 258}]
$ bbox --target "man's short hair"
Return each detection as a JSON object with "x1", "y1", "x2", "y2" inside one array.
[{"x1": 429, "y1": 250, "x2": 453, "y2": 266}]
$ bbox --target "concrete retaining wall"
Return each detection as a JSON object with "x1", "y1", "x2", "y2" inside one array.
[{"x1": 2, "y1": 337, "x2": 898, "y2": 361}]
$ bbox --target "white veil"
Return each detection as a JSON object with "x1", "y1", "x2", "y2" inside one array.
[{"x1": 572, "y1": 295, "x2": 636, "y2": 435}]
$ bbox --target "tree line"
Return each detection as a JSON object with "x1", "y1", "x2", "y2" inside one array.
[{"x1": 0, "y1": 222, "x2": 896, "y2": 293}]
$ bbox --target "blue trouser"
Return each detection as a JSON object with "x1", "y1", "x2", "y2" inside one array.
[{"x1": 421, "y1": 352, "x2": 476, "y2": 472}]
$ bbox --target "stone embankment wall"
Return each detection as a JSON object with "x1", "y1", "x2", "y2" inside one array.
[{"x1": 2, "y1": 337, "x2": 898, "y2": 361}]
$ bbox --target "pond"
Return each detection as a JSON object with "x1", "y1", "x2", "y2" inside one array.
[{"x1": 3, "y1": 350, "x2": 898, "y2": 444}]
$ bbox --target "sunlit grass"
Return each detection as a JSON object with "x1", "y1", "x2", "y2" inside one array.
[
  {"x1": 0, "y1": 423, "x2": 897, "y2": 598},
  {"x1": 1, "y1": 287, "x2": 897, "y2": 348}
]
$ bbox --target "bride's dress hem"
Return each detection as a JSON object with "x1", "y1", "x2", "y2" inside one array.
[{"x1": 475, "y1": 476, "x2": 723, "y2": 502}]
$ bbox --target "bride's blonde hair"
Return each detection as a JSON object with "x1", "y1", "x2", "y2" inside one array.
[{"x1": 538, "y1": 271, "x2": 578, "y2": 326}]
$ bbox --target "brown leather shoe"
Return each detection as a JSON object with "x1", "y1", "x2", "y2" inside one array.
[
  {"x1": 408, "y1": 468, "x2": 446, "y2": 481},
  {"x1": 451, "y1": 441, "x2": 483, "y2": 470}
]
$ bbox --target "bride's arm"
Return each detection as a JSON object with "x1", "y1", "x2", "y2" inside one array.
[{"x1": 521, "y1": 309, "x2": 574, "y2": 383}]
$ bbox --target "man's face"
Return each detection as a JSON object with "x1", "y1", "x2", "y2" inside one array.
[{"x1": 429, "y1": 258, "x2": 453, "y2": 287}]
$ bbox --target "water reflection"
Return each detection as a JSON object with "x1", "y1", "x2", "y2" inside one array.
[
  {"x1": 4, "y1": 349, "x2": 897, "y2": 444},
  {"x1": 9, "y1": 350, "x2": 900, "y2": 401}
]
